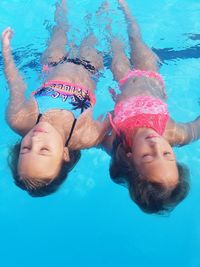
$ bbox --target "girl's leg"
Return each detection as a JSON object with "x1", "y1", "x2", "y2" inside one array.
[
  {"x1": 79, "y1": 2, "x2": 113, "y2": 72},
  {"x1": 111, "y1": 37, "x2": 131, "y2": 82},
  {"x1": 79, "y1": 33, "x2": 104, "y2": 71},
  {"x1": 118, "y1": 0, "x2": 160, "y2": 72},
  {"x1": 41, "y1": 0, "x2": 68, "y2": 65},
  {"x1": 98, "y1": 1, "x2": 131, "y2": 82}
]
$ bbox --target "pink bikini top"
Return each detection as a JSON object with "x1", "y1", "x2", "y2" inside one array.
[{"x1": 109, "y1": 95, "x2": 169, "y2": 147}]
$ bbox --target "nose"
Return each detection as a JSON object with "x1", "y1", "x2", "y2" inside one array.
[
  {"x1": 31, "y1": 132, "x2": 45, "y2": 140},
  {"x1": 29, "y1": 134, "x2": 43, "y2": 149},
  {"x1": 32, "y1": 131, "x2": 43, "y2": 136},
  {"x1": 148, "y1": 139, "x2": 163, "y2": 155},
  {"x1": 148, "y1": 139, "x2": 159, "y2": 146},
  {"x1": 31, "y1": 135, "x2": 41, "y2": 142}
]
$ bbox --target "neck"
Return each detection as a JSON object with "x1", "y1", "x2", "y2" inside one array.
[{"x1": 39, "y1": 111, "x2": 74, "y2": 145}]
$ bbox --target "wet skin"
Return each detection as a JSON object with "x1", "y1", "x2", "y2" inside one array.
[
  {"x1": 128, "y1": 128, "x2": 178, "y2": 188},
  {"x1": 18, "y1": 121, "x2": 69, "y2": 180}
]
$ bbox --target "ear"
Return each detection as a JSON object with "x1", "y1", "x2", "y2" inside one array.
[
  {"x1": 63, "y1": 147, "x2": 70, "y2": 162},
  {"x1": 126, "y1": 152, "x2": 132, "y2": 158}
]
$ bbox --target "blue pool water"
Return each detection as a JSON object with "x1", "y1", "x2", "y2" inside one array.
[{"x1": 0, "y1": 0, "x2": 200, "y2": 266}]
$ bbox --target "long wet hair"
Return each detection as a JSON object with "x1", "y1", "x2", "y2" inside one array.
[
  {"x1": 8, "y1": 142, "x2": 81, "y2": 197},
  {"x1": 109, "y1": 135, "x2": 190, "y2": 214}
]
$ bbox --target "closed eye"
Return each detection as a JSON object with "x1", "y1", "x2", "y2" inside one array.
[
  {"x1": 20, "y1": 147, "x2": 50, "y2": 155},
  {"x1": 21, "y1": 146, "x2": 30, "y2": 151},
  {"x1": 163, "y1": 151, "x2": 175, "y2": 161},
  {"x1": 41, "y1": 148, "x2": 49, "y2": 151}
]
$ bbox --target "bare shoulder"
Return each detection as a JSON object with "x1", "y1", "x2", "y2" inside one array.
[
  {"x1": 71, "y1": 109, "x2": 110, "y2": 149},
  {"x1": 163, "y1": 118, "x2": 178, "y2": 145}
]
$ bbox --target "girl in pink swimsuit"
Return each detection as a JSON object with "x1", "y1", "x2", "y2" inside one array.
[
  {"x1": 2, "y1": 0, "x2": 109, "y2": 197},
  {"x1": 103, "y1": 0, "x2": 200, "y2": 214}
]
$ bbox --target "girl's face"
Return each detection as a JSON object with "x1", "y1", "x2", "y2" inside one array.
[
  {"x1": 129, "y1": 128, "x2": 178, "y2": 188},
  {"x1": 18, "y1": 122, "x2": 69, "y2": 181}
]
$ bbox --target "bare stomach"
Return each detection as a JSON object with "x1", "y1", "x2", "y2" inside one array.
[
  {"x1": 45, "y1": 62, "x2": 96, "y2": 93},
  {"x1": 116, "y1": 76, "x2": 166, "y2": 103}
]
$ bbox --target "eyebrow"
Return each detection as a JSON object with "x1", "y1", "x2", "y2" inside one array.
[
  {"x1": 142, "y1": 158, "x2": 176, "y2": 164},
  {"x1": 20, "y1": 151, "x2": 52, "y2": 157}
]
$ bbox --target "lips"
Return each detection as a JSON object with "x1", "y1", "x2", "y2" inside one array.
[
  {"x1": 145, "y1": 134, "x2": 159, "y2": 139},
  {"x1": 33, "y1": 128, "x2": 47, "y2": 133}
]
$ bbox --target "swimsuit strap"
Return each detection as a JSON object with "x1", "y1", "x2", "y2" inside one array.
[
  {"x1": 67, "y1": 58, "x2": 96, "y2": 74},
  {"x1": 35, "y1": 113, "x2": 77, "y2": 147},
  {"x1": 46, "y1": 56, "x2": 96, "y2": 74},
  {"x1": 65, "y1": 118, "x2": 77, "y2": 147},
  {"x1": 36, "y1": 113, "x2": 42, "y2": 124}
]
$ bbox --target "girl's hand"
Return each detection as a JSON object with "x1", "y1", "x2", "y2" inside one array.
[
  {"x1": 2, "y1": 27, "x2": 13, "y2": 47},
  {"x1": 118, "y1": 0, "x2": 126, "y2": 6}
]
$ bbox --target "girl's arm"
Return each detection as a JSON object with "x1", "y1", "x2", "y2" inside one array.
[
  {"x1": 2, "y1": 27, "x2": 38, "y2": 135},
  {"x1": 83, "y1": 112, "x2": 111, "y2": 148},
  {"x1": 165, "y1": 117, "x2": 200, "y2": 146},
  {"x1": 100, "y1": 131, "x2": 116, "y2": 155}
]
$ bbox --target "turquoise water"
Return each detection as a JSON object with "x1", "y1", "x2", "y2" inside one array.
[{"x1": 0, "y1": 0, "x2": 200, "y2": 266}]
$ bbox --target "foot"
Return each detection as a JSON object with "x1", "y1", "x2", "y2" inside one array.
[
  {"x1": 54, "y1": 0, "x2": 67, "y2": 27},
  {"x1": 118, "y1": 0, "x2": 141, "y2": 38},
  {"x1": 118, "y1": 0, "x2": 131, "y2": 18},
  {"x1": 96, "y1": 0, "x2": 109, "y2": 16}
]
